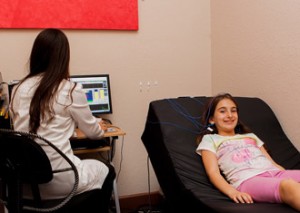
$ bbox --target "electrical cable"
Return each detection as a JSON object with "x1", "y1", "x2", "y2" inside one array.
[
  {"x1": 116, "y1": 135, "x2": 124, "y2": 182},
  {"x1": 146, "y1": 120, "x2": 201, "y2": 135},
  {"x1": 166, "y1": 99, "x2": 202, "y2": 129},
  {"x1": 142, "y1": 97, "x2": 210, "y2": 213},
  {"x1": 146, "y1": 98, "x2": 209, "y2": 135},
  {"x1": 146, "y1": 155, "x2": 152, "y2": 213}
]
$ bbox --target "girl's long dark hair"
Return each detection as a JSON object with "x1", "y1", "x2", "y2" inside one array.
[
  {"x1": 196, "y1": 93, "x2": 251, "y2": 144},
  {"x1": 11, "y1": 28, "x2": 73, "y2": 133}
]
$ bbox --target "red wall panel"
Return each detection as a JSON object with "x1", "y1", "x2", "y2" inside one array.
[{"x1": 0, "y1": 0, "x2": 138, "y2": 30}]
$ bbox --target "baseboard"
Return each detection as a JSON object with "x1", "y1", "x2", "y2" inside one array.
[{"x1": 119, "y1": 191, "x2": 165, "y2": 213}]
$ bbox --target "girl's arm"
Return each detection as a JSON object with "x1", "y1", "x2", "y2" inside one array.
[
  {"x1": 260, "y1": 146, "x2": 285, "y2": 170},
  {"x1": 201, "y1": 150, "x2": 253, "y2": 204}
]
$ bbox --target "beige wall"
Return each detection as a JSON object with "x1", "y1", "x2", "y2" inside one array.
[
  {"x1": 2, "y1": 0, "x2": 299, "y2": 201},
  {"x1": 211, "y1": 0, "x2": 300, "y2": 151},
  {"x1": 0, "y1": 0, "x2": 211, "y2": 196}
]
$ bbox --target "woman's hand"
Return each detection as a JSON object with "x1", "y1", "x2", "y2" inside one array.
[
  {"x1": 228, "y1": 190, "x2": 253, "y2": 204},
  {"x1": 99, "y1": 120, "x2": 108, "y2": 131}
]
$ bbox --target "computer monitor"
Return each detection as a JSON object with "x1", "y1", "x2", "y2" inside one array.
[{"x1": 70, "y1": 74, "x2": 113, "y2": 116}]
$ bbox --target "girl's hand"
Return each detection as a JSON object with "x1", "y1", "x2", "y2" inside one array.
[{"x1": 228, "y1": 190, "x2": 253, "y2": 204}]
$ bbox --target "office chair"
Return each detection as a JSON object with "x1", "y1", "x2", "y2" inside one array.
[{"x1": 0, "y1": 128, "x2": 103, "y2": 213}]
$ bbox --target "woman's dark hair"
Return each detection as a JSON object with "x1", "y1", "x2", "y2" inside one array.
[
  {"x1": 196, "y1": 93, "x2": 251, "y2": 144},
  {"x1": 11, "y1": 28, "x2": 72, "y2": 133}
]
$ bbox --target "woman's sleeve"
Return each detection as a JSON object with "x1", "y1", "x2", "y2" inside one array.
[{"x1": 68, "y1": 84, "x2": 104, "y2": 139}]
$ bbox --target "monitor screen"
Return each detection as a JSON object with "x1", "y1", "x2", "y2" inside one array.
[{"x1": 70, "y1": 74, "x2": 113, "y2": 116}]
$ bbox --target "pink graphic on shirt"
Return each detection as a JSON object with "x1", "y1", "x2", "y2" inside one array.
[
  {"x1": 218, "y1": 137, "x2": 257, "y2": 163},
  {"x1": 230, "y1": 138, "x2": 257, "y2": 163},
  {"x1": 231, "y1": 148, "x2": 252, "y2": 163},
  {"x1": 244, "y1": 137, "x2": 257, "y2": 146}
]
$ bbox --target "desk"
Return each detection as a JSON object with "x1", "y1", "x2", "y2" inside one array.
[
  {"x1": 70, "y1": 126, "x2": 125, "y2": 213},
  {"x1": 72, "y1": 126, "x2": 125, "y2": 157},
  {"x1": 73, "y1": 126, "x2": 126, "y2": 139}
]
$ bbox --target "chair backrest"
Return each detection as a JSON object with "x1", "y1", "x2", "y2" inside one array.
[
  {"x1": 0, "y1": 128, "x2": 79, "y2": 213},
  {"x1": 0, "y1": 130, "x2": 53, "y2": 184}
]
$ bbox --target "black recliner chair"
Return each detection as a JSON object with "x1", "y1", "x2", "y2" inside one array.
[{"x1": 142, "y1": 96, "x2": 300, "y2": 213}]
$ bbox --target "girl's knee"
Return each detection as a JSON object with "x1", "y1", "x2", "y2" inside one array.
[
  {"x1": 279, "y1": 179, "x2": 300, "y2": 211},
  {"x1": 279, "y1": 179, "x2": 300, "y2": 201},
  {"x1": 280, "y1": 179, "x2": 297, "y2": 188}
]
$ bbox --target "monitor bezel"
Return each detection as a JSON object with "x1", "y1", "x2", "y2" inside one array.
[{"x1": 70, "y1": 74, "x2": 113, "y2": 116}]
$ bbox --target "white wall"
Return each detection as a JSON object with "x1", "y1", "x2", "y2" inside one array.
[
  {"x1": 0, "y1": 0, "x2": 211, "y2": 196},
  {"x1": 211, "y1": 0, "x2": 300, "y2": 151}
]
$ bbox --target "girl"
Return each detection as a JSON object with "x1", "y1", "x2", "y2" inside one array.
[{"x1": 196, "y1": 93, "x2": 300, "y2": 211}]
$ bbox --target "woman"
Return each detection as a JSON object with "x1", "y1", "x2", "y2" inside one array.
[{"x1": 9, "y1": 29, "x2": 113, "y2": 208}]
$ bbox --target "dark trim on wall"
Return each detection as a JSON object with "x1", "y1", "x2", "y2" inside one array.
[{"x1": 119, "y1": 191, "x2": 165, "y2": 213}]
